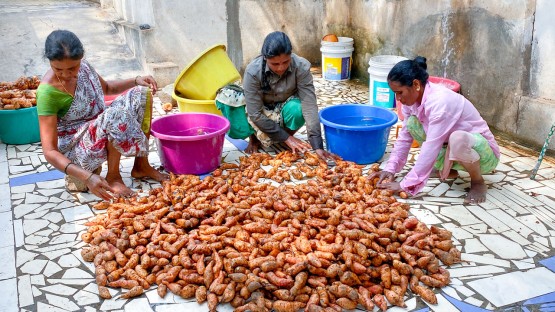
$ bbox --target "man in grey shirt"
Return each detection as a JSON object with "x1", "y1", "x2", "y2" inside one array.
[{"x1": 231, "y1": 31, "x2": 336, "y2": 160}]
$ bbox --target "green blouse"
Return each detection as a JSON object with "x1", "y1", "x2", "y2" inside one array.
[{"x1": 36, "y1": 83, "x2": 73, "y2": 117}]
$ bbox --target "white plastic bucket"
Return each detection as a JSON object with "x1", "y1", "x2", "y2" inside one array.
[
  {"x1": 368, "y1": 55, "x2": 408, "y2": 108},
  {"x1": 320, "y1": 37, "x2": 354, "y2": 81}
]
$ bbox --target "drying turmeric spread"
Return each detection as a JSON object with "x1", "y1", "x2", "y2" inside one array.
[{"x1": 82, "y1": 151, "x2": 460, "y2": 311}]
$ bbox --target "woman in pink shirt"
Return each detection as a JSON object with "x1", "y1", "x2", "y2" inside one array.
[{"x1": 370, "y1": 56, "x2": 500, "y2": 204}]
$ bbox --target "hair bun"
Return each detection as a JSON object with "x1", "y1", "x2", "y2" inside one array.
[{"x1": 414, "y1": 56, "x2": 427, "y2": 70}]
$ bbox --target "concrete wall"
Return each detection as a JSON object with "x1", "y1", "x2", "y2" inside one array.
[
  {"x1": 235, "y1": 0, "x2": 324, "y2": 70},
  {"x1": 321, "y1": 0, "x2": 555, "y2": 152},
  {"x1": 104, "y1": 0, "x2": 324, "y2": 74},
  {"x1": 530, "y1": 0, "x2": 555, "y2": 100},
  {"x1": 104, "y1": 0, "x2": 555, "y2": 151},
  {"x1": 518, "y1": 0, "x2": 555, "y2": 150}
]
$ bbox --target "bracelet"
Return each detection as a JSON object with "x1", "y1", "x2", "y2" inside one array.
[
  {"x1": 63, "y1": 162, "x2": 73, "y2": 175},
  {"x1": 134, "y1": 75, "x2": 141, "y2": 86},
  {"x1": 85, "y1": 172, "x2": 95, "y2": 183}
]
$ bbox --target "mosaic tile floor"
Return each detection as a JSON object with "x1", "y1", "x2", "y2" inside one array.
[{"x1": 1, "y1": 74, "x2": 555, "y2": 312}]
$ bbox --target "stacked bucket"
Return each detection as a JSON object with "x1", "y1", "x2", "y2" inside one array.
[
  {"x1": 172, "y1": 45, "x2": 241, "y2": 115},
  {"x1": 151, "y1": 44, "x2": 239, "y2": 175},
  {"x1": 367, "y1": 56, "x2": 461, "y2": 112},
  {"x1": 367, "y1": 55, "x2": 408, "y2": 109},
  {"x1": 320, "y1": 37, "x2": 354, "y2": 81},
  {"x1": 318, "y1": 37, "x2": 402, "y2": 165}
]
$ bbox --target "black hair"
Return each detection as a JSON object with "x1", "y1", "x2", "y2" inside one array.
[
  {"x1": 260, "y1": 31, "x2": 292, "y2": 91},
  {"x1": 44, "y1": 30, "x2": 84, "y2": 61},
  {"x1": 387, "y1": 56, "x2": 429, "y2": 87}
]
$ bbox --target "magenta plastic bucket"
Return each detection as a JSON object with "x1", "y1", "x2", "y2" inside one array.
[
  {"x1": 397, "y1": 76, "x2": 460, "y2": 120},
  {"x1": 150, "y1": 113, "x2": 230, "y2": 175},
  {"x1": 428, "y1": 76, "x2": 461, "y2": 93}
]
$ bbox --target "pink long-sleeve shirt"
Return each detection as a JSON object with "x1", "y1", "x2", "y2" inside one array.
[{"x1": 384, "y1": 82, "x2": 500, "y2": 196}]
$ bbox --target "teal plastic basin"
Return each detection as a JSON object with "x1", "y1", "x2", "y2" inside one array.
[{"x1": 0, "y1": 107, "x2": 41, "y2": 144}]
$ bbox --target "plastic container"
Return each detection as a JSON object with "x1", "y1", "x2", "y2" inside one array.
[
  {"x1": 174, "y1": 45, "x2": 241, "y2": 100},
  {"x1": 320, "y1": 37, "x2": 354, "y2": 81},
  {"x1": 0, "y1": 107, "x2": 41, "y2": 145},
  {"x1": 396, "y1": 76, "x2": 461, "y2": 121},
  {"x1": 104, "y1": 90, "x2": 128, "y2": 105},
  {"x1": 368, "y1": 55, "x2": 408, "y2": 108},
  {"x1": 172, "y1": 89, "x2": 222, "y2": 116},
  {"x1": 319, "y1": 104, "x2": 398, "y2": 164},
  {"x1": 150, "y1": 113, "x2": 230, "y2": 175},
  {"x1": 429, "y1": 76, "x2": 461, "y2": 93}
]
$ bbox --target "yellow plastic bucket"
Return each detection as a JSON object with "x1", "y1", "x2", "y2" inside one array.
[
  {"x1": 174, "y1": 45, "x2": 241, "y2": 100},
  {"x1": 172, "y1": 90, "x2": 222, "y2": 116}
]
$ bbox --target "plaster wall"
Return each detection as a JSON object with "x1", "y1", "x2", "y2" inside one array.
[
  {"x1": 517, "y1": 97, "x2": 555, "y2": 150},
  {"x1": 106, "y1": 0, "x2": 324, "y2": 73},
  {"x1": 112, "y1": 0, "x2": 155, "y2": 26},
  {"x1": 530, "y1": 0, "x2": 555, "y2": 101},
  {"x1": 102, "y1": 0, "x2": 228, "y2": 86},
  {"x1": 521, "y1": 0, "x2": 555, "y2": 150},
  {"x1": 323, "y1": 1, "x2": 533, "y2": 136},
  {"x1": 146, "y1": 0, "x2": 227, "y2": 68},
  {"x1": 105, "y1": 0, "x2": 554, "y2": 151},
  {"x1": 236, "y1": 0, "x2": 324, "y2": 70}
]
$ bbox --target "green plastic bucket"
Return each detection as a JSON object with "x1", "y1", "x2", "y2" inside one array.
[{"x1": 0, "y1": 107, "x2": 41, "y2": 144}]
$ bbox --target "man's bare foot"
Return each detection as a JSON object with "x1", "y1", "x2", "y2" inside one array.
[
  {"x1": 105, "y1": 174, "x2": 134, "y2": 197},
  {"x1": 465, "y1": 180, "x2": 488, "y2": 204},
  {"x1": 245, "y1": 135, "x2": 261, "y2": 154},
  {"x1": 431, "y1": 169, "x2": 459, "y2": 180},
  {"x1": 131, "y1": 164, "x2": 169, "y2": 182}
]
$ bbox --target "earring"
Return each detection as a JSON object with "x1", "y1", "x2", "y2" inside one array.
[{"x1": 417, "y1": 87, "x2": 420, "y2": 91}]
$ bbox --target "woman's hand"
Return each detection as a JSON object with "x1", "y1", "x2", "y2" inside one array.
[
  {"x1": 284, "y1": 136, "x2": 311, "y2": 154},
  {"x1": 368, "y1": 170, "x2": 403, "y2": 193},
  {"x1": 368, "y1": 170, "x2": 395, "y2": 185},
  {"x1": 135, "y1": 75, "x2": 158, "y2": 95},
  {"x1": 315, "y1": 148, "x2": 340, "y2": 162},
  {"x1": 86, "y1": 174, "x2": 115, "y2": 201},
  {"x1": 376, "y1": 181, "x2": 404, "y2": 193}
]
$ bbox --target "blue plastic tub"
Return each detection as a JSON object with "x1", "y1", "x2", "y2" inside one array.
[{"x1": 319, "y1": 104, "x2": 398, "y2": 164}]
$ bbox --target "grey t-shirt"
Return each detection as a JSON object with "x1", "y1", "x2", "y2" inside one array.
[{"x1": 243, "y1": 53, "x2": 324, "y2": 150}]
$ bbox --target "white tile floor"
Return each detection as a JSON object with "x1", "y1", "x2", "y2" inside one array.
[{"x1": 1, "y1": 74, "x2": 555, "y2": 312}]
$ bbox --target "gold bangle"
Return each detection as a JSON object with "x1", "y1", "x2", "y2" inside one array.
[{"x1": 134, "y1": 75, "x2": 141, "y2": 86}]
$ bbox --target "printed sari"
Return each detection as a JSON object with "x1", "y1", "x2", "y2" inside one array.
[{"x1": 38, "y1": 60, "x2": 152, "y2": 172}]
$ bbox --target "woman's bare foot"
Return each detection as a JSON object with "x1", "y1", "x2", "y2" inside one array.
[
  {"x1": 105, "y1": 174, "x2": 134, "y2": 197},
  {"x1": 245, "y1": 135, "x2": 261, "y2": 154},
  {"x1": 131, "y1": 158, "x2": 169, "y2": 182},
  {"x1": 131, "y1": 165, "x2": 168, "y2": 182},
  {"x1": 465, "y1": 180, "x2": 488, "y2": 204}
]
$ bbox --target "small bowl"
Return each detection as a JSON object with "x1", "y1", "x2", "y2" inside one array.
[{"x1": 322, "y1": 34, "x2": 339, "y2": 42}]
